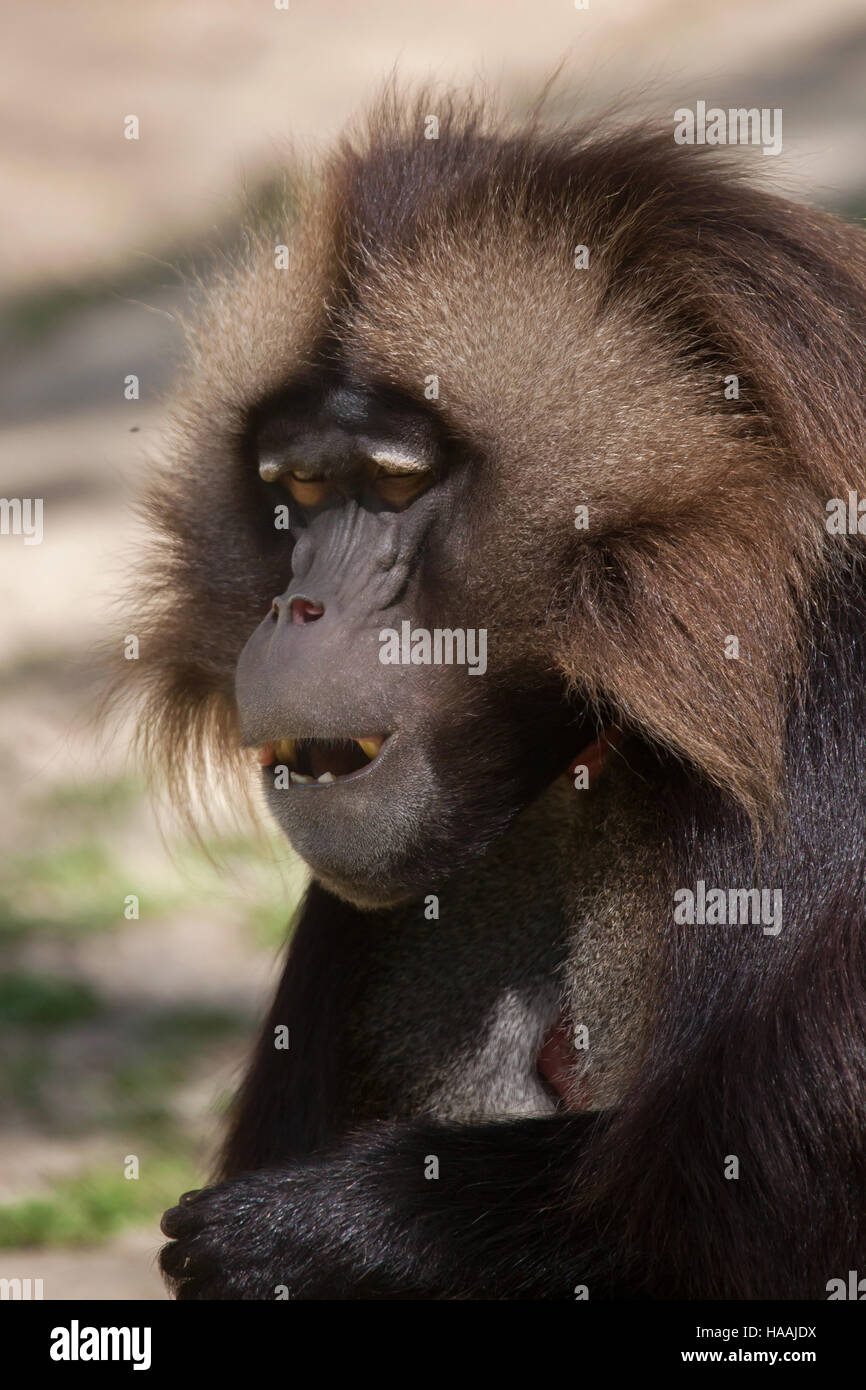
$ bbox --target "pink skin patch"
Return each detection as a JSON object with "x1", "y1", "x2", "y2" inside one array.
[
  {"x1": 537, "y1": 1014, "x2": 595, "y2": 1111},
  {"x1": 567, "y1": 725, "x2": 621, "y2": 784},
  {"x1": 290, "y1": 599, "x2": 325, "y2": 625}
]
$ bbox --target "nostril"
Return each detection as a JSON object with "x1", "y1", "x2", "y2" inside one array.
[{"x1": 289, "y1": 596, "x2": 325, "y2": 625}]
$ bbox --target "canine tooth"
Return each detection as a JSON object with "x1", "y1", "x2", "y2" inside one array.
[
  {"x1": 290, "y1": 772, "x2": 313, "y2": 785},
  {"x1": 317, "y1": 772, "x2": 336, "y2": 784},
  {"x1": 274, "y1": 738, "x2": 296, "y2": 762},
  {"x1": 357, "y1": 736, "x2": 383, "y2": 760}
]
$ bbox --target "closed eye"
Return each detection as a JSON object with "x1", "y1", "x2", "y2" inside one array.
[
  {"x1": 369, "y1": 461, "x2": 431, "y2": 505},
  {"x1": 282, "y1": 470, "x2": 332, "y2": 507},
  {"x1": 278, "y1": 459, "x2": 432, "y2": 509}
]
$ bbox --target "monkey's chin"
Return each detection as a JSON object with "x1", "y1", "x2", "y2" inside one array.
[
  {"x1": 256, "y1": 716, "x2": 578, "y2": 908},
  {"x1": 259, "y1": 763, "x2": 518, "y2": 910},
  {"x1": 303, "y1": 867, "x2": 421, "y2": 911},
  {"x1": 263, "y1": 795, "x2": 489, "y2": 910}
]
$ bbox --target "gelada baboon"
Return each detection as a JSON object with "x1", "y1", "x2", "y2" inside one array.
[{"x1": 133, "y1": 92, "x2": 866, "y2": 1298}]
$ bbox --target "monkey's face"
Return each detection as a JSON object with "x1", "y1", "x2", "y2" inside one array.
[
  {"x1": 234, "y1": 382, "x2": 590, "y2": 906},
  {"x1": 143, "y1": 123, "x2": 830, "y2": 908}
]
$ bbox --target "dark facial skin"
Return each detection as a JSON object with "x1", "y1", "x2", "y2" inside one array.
[{"x1": 235, "y1": 380, "x2": 592, "y2": 907}]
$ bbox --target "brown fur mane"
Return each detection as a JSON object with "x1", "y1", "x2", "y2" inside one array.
[{"x1": 123, "y1": 89, "x2": 866, "y2": 829}]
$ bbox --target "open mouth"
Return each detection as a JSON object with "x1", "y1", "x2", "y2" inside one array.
[{"x1": 258, "y1": 735, "x2": 391, "y2": 785}]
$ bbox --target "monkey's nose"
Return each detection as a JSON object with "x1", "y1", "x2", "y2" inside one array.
[
  {"x1": 270, "y1": 595, "x2": 325, "y2": 625},
  {"x1": 291, "y1": 597, "x2": 325, "y2": 625}
]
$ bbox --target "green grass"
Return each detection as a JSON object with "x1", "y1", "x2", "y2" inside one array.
[
  {"x1": 0, "y1": 839, "x2": 174, "y2": 939},
  {"x1": 0, "y1": 767, "x2": 304, "y2": 1257},
  {"x1": 0, "y1": 1002, "x2": 248, "y2": 1135},
  {"x1": 0, "y1": 973, "x2": 102, "y2": 1027},
  {"x1": 1, "y1": 767, "x2": 303, "y2": 943},
  {"x1": 0, "y1": 1155, "x2": 197, "y2": 1248},
  {"x1": 108, "y1": 1006, "x2": 248, "y2": 1134},
  {"x1": 0, "y1": 829, "x2": 300, "y2": 943},
  {"x1": 37, "y1": 775, "x2": 142, "y2": 822}
]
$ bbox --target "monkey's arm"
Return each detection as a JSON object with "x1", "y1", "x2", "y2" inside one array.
[{"x1": 160, "y1": 1115, "x2": 611, "y2": 1300}]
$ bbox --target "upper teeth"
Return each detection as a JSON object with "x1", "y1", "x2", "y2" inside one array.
[
  {"x1": 357, "y1": 737, "x2": 383, "y2": 759},
  {"x1": 265, "y1": 735, "x2": 386, "y2": 783}
]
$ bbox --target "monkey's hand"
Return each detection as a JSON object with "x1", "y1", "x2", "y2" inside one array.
[
  {"x1": 159, "y1": 1155, "x2": 444, "y2": 1301},
  {"x1": 159, "y1": 1168, "x2": 346, "y2": 1300},
  {"x1": 159, "y1": 1116, "x2": 595, "y2": 1300},
  {"x1": 159, "y1": 1163, "x2": 395, "y2": 1300}
]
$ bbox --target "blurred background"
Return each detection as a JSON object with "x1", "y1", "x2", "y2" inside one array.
[{"x1": 0, "y1": 0, "x2": 863, "y2": 1300}]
